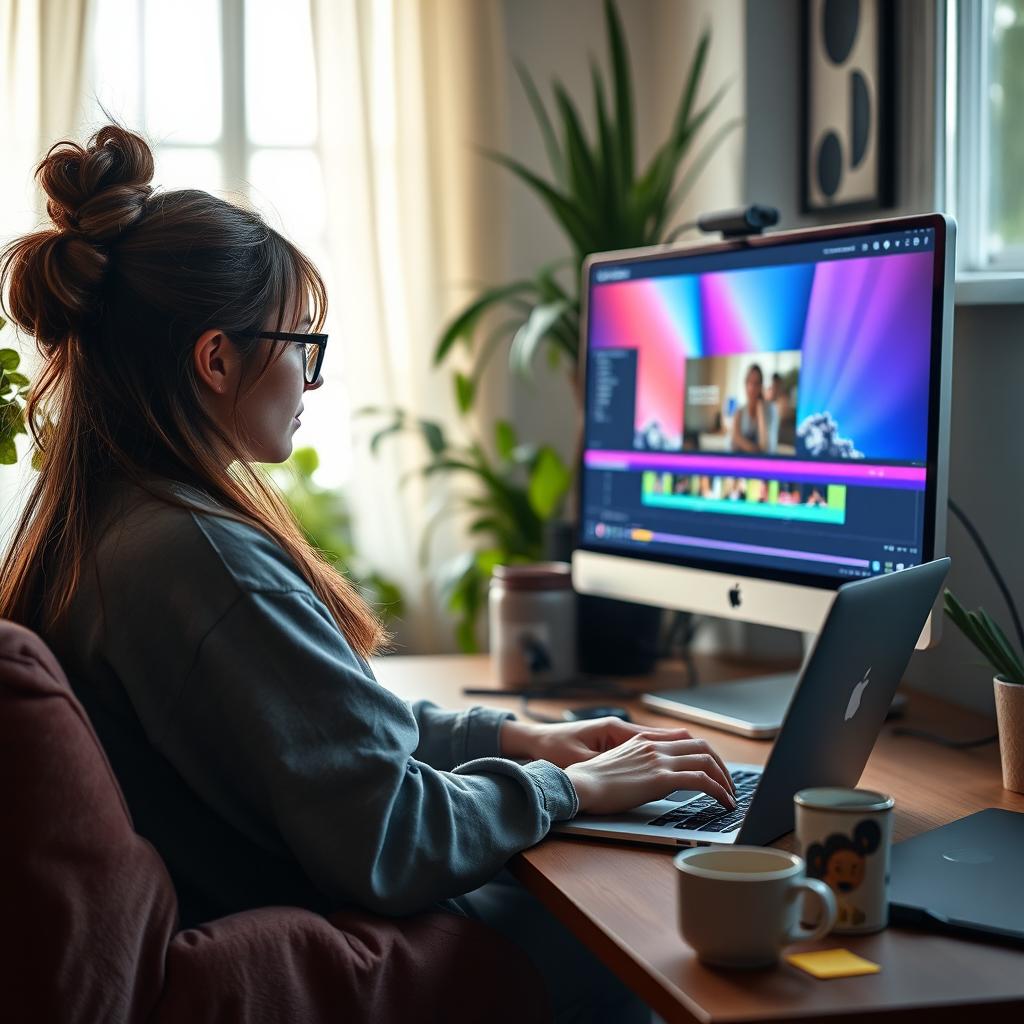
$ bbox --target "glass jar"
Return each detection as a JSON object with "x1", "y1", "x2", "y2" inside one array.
[{"x1": 488, "y1": 562, "x2": 577, "y2": 687}]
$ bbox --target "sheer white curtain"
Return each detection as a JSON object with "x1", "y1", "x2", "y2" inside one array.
[
  {"x1": 309, "y1": 0, "x2": 509, "y2": 652},
  {"x1": 0, "y1": 0, "x2": 94, "y2": 549}
]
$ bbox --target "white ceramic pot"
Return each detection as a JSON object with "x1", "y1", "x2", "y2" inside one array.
[{"x1": 994, "y1": 675, "x2": 1024, "y2": 794}]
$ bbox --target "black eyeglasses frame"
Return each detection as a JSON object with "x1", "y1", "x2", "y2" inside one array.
[{"x1": 232, "y1": 330, "x2": 328, "y2": 384}]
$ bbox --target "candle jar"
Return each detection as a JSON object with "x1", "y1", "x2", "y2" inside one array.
[{"x1": 489, "y1": 562, "x2": 577, "y2": 687}]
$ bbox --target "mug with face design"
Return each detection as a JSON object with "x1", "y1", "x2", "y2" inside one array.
[{"x1": 795, "y1": 787, "x2": 895, "y2": 934}]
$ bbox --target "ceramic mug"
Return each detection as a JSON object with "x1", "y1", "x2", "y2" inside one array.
[
  {"x1": 673, "y1": 846, "x2": 837, "y2": 968},
  {"x1": 795, "y1": 787, "x2": 894, "y2": 934}
]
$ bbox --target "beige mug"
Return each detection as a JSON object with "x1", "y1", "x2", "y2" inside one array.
[
  {"x1": 795, "y1": 787, "x2": 894, "y2": 934},
  {"x1": 674, "y1": 846, "x2": 837, "y2": 968}
]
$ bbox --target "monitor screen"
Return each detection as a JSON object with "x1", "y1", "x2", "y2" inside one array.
[{"x1": 578, "y1": 217, "x2": 949, "y2": 590}]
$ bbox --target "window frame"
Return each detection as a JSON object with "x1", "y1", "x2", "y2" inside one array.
[{"x1": 949, "y1": 0, "x2": 1024, "y2": 280}]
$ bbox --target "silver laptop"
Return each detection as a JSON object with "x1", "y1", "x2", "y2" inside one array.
[{"x1": 553, "y1": 558, "x2": 950, "y2": 847}]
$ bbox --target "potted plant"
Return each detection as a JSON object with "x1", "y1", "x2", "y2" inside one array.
[
  {"x1": 944, "y1": 589, "x2": 1024, "y2": 793},
  {"x1": 364, "y1": 0, "x2": 739, "y2": 653}
]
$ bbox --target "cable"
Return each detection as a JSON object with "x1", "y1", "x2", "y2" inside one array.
[
  {"x1": 517, "y1": 695, "x2": 560, "y2": 724},
  {"x1": 890, "y1": 496, "x2": 1011, "y2": 749},
  {"x1": 662, "y1": 220, "x2": 699, "y2": 245},
  {"x1": 947, "y1": 497, "x2": 1024, "y2": 656},
  {"x1": 891, "y1": 725, "x2": 997, "y2": 748}
]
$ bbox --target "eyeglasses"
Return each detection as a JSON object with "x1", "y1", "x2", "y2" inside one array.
[{"x1": 232, "y1": 331, "x2": 328, "y2": 385}]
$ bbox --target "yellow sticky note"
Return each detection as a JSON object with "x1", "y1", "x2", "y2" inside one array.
[{"x1": 786, "y1": 949, "x2": 881, "y2": 979}]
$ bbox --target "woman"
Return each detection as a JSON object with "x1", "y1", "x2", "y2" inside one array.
[
  {"x1": 0, "y1": 126, "x2": 735, "y2": 1021},
  {"x1": 730, "y1": 362, "x2": 778, "y2": 454}
]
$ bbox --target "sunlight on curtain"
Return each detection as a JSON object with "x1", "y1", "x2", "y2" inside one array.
[
  {"x1": 0, "y1": 0, "x2": 94, "y2": 550},
  {"x1": 310, "y1": 0, "x2": 509, "y2": 652}
]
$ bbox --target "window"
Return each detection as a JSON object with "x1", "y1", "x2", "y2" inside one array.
[
  {"x1": 951, "y1": 0, "x2": 1024, "y2": 273},
  {"x1": 88, "y1": 0, "x2": 351, "y2": 482}
]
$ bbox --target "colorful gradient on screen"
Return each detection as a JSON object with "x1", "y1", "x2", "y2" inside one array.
[{"x1": 589, "y1": 251, "x2": 934, "y2": 462}]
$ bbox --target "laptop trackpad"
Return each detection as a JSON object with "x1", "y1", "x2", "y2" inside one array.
[{"x1": 665, "y1": 789, "x2": 702, "y2": 804}]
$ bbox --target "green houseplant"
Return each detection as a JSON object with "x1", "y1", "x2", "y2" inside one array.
[
  {"x1": 0, "y1": 317, "x2": 32, "y2": 466},
  {"x1": 365, "y1": 0, "x2": 739, "y2": 651},
  {"x1": 263, "y1": 446, "x2": 405, "y2": 622},
  {"x1": 944, "y1": 589, "x2": 1024, "y2": 792}
]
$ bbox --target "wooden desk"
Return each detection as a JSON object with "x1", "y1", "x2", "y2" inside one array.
[{"x1": 373, "y1": 653, "x2": 1024, "y2": 1023}]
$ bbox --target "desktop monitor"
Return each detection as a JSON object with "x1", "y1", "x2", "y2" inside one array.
[{"x1": 573, "y1": 213, "x2": 954, "y2": 648}]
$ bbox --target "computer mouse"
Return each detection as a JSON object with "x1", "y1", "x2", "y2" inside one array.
[{"x1": 563, "y1": 705, "x2": 632, "y2": 723}]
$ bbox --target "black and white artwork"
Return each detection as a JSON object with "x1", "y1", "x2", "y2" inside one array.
[{"x1": 803, "y1": 0, "x2": 894, "y2": 212}]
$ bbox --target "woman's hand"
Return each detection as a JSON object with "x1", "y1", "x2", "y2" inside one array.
[
  {"x1": 565, "y1": 733, "x2": 737, "y2": 815},
  {"x1": 499, "y1": 717, "x2": 736, "y2": 814}
]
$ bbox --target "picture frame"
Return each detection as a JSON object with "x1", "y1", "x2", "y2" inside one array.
[{"x1": 802, "y1": 0, "x2": 895, "y2": 213}]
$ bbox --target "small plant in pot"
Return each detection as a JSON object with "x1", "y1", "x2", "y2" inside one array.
[{"x1": 943, "y1": 588, "x2": 1024, "y2": 793}]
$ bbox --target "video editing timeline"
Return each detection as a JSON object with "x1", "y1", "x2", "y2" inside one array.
[{"x1": 581, "y1": 225, "x2": 936, "y2": 584}]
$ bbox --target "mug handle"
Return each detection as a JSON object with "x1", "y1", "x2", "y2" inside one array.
[{"x1": 785, "y1": 878, "x2": 838, "y2": 943}]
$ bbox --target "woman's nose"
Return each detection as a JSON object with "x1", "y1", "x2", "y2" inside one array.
[{"x1": 304, "y1": 374, "x2": 324, "y2": 391}]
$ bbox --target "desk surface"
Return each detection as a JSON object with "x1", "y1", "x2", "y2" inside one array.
[{"x1": 373, "y1": 652, "x2": 1024, "y2": 1024}]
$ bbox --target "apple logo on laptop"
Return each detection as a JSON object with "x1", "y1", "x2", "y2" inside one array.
[
  {"x1": 845, "y1": 668, "x2": 872, "y2": 721},
  {"x1": 728, "y1": 584, "x2": 742, "y2": 608}
]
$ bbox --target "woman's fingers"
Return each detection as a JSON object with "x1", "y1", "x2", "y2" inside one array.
[
  {"x1": 635, "y1": 725, "x2": 693, "y2": 740},
  {"x1": 673, "y1": 770, "x2": 737, "y2": 810},
  {"x1": 651, "y1": 737, "x2": 736, "y2": 793},
  {"x1": 667, "y1": 752, "x2": 734, "y2": 798}
]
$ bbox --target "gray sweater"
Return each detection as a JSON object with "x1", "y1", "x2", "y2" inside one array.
[{"x1": 48, "y1": 477, "x2": 578, "y2": 925}]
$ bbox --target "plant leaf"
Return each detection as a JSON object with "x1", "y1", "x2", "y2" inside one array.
[
  {"x1": 369, "y1": 415, "x2": 405, "y2": 456},
  {"x1": 514, "y1": 60, "x2": 566, "y2": 187},
  {"x1": 495, "y1": 419, "x2": 518, "y2": 461},
  {"x1": 510, "y1": 300, "x2": 571, "y2": 376},
  {"x1": 976, "y1": 609, "x2": 1024, "y2": 680},
  {"x1": 482, "y1": 149, "x2": 592, "y2": 254},
  {"x1": 0, "y1": 349, "x2": 19, "y2": 371},
  {"x1": 0, "y1": 436, "x2": 16, "y2": 464},
  {"x1": 291, "y1": 446, "x2": 320, "y2": 478},
  {"x1": 604, "y1": 0, "x2": 634, "y2": 186},
  {"x1": 434, "y1": 280, "x2": 535, "y2": 366},
  {"x1": 663, "y1": 116, "x2": 743, "y2": 228},
  {"x1": 590, "y1": 57, "x2": 621, "y2": 241},
  {"x1": 527, "y1": 445, "x2": 571, "y2": 520},
  {"x1": 455, "y1": 371, "x2": 475, "y2": 414},
  {"x1": 671, "y1": 28, "x2": 711, "y2": 156},
  {"x1": 554, "y1": 81, "x2": 599, "y2": 213}
]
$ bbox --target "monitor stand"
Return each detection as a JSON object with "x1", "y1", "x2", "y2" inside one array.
[
  {"x1": 638, "y1": 634, "x2": 908, "y2": 739},
  {"x1": 641, "y1": 671, "x2": 799, "y2": 739}
]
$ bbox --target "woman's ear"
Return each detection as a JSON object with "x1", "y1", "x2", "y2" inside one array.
[{"x1": 193, "y1": 329, "x2": 237, "y2": 396}]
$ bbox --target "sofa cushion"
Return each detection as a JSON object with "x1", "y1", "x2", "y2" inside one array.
[{"x1": 0, "y1": 619, "x2": 551, "y2": 1023}]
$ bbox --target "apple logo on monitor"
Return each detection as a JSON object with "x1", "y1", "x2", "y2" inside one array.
[
  {"x1": 728, "y1": 584, "x2": 742, "y2": 608},
  {"x1": 845, "y1": 667, "x2": 872, "y2": 721}
]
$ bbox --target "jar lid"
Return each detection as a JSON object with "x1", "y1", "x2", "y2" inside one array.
[{"x1": 491, "y1": 562, "x2": 573, "y2": 591}]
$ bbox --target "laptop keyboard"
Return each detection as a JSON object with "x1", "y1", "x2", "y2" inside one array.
[{"x1": 646, "y1": 769, "x2": 761, "y2": 834}]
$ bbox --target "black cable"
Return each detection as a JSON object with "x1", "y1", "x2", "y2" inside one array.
[
  {"x1": 662, "y1": 220, "x2": 699, "y2": 245},
  {"x1": 947, "y1": 497, "x2": 1024, "y2": 656},
  {"x1": 890, "y1": 496, "x2": 1011, "y2": 749},
  {"x1": 891, "y1": 725, "x2": 997, "y2": 748},
  {"x1": 517, "y1": 695, "x2": 560, "y2": 724}
]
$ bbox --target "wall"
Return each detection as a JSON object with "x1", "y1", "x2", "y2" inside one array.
[{"x1": 744, "y1": 0, "x2": 1023, "y2": 715}]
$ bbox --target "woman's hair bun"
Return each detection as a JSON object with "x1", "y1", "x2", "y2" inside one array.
[
  {"x1": 0, "y1": 125, "x2": 155, "y2": 345},
  {"x1": 40, "y1": 124, "x2": 154, "y2": 243}
]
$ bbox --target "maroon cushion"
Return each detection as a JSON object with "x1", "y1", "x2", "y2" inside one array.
[{"x1": 0, "y1": 619, "x2": 551, "y2": 1023}]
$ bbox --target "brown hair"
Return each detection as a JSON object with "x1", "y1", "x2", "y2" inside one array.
[{"x1": 0, "y1": 124, "x2": 388, "y2": 657}]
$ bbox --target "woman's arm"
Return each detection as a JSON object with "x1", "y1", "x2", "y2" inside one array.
[
  {"x1": 755, "y1": 400, "x2": 770, "y2": 451},
  {"x1": 409, "y1": 700, "x2": 512, "y2": 771},
  {"x1": 731, "y1": 405, "x2": 757, "y2": 452},
  {"x1": 156, "y1": 587, "x2": 577, "y2": 917}
]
